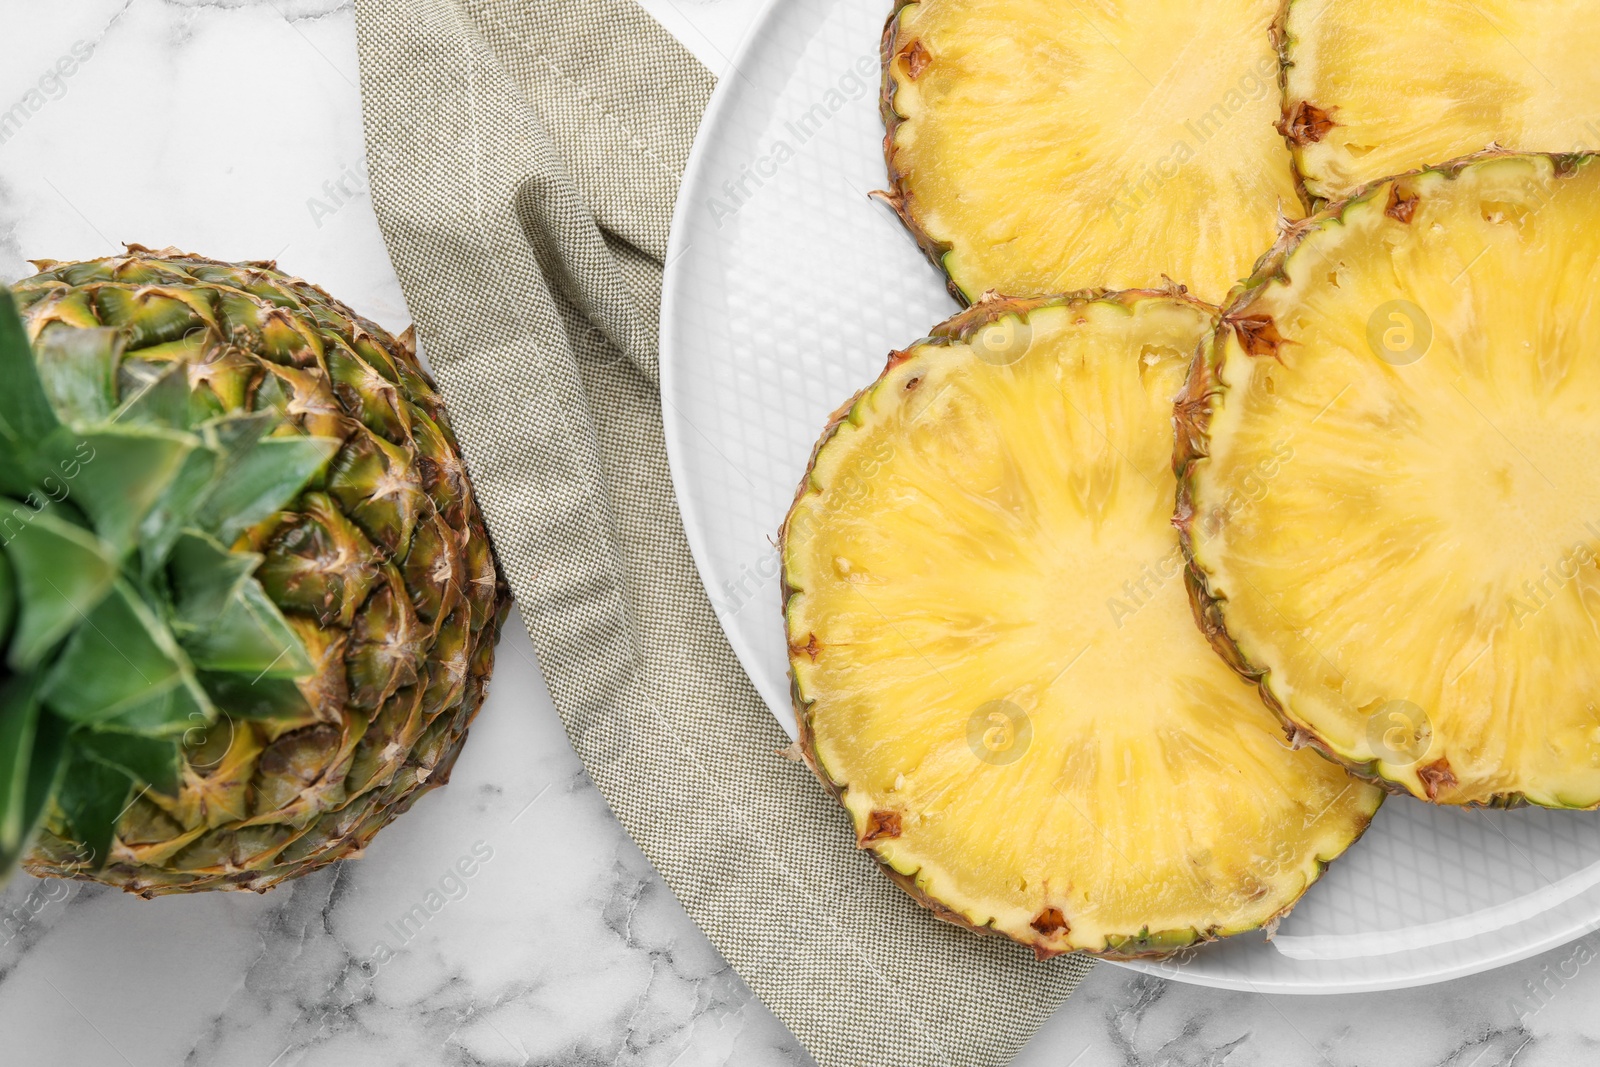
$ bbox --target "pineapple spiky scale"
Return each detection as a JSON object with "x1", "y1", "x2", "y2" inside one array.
[
  {"x1": 881, "y1": 0, "x2": 1305, "y2": 304},
  {"x1": 1280, "y1": 0, "x2": 1600, "y2": 201},
  {"x1": 783, "y1": 292, "x2": 1380, "y2": 958},
  {"x1": 1177, "y1": 153, "x2": 1600, "y2": 808},
  {"x1": 4, "y1": 246, "x2": 508, "y2": 895}
]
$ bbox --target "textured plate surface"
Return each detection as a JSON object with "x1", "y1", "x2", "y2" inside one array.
[{"x1": 658, "y1": 0, "x2": 1600, "y2": 993}]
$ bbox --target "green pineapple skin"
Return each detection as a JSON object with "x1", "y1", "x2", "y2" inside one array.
[{"x1": 10, "y1": 246, "x2": 509, "y2": 897}]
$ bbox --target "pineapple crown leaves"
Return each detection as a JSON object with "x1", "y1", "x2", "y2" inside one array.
[{"x1": 0, "y1": 289, "x2": 340, "y2": 883}]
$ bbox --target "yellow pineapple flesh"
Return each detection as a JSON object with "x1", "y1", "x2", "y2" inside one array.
[
  {"x1": 1282, "y1": 0, "x2": 1600, "y2": 200},
  {"x1": 1178, "y1": 153, "x2": 1600, "y2": 807},
  {"x1": 784, "y1": 293, "x2": 1380, "y2": 958},
  {"x1": 882, "y1": 0, "x2": 1305, "y2": 304}
]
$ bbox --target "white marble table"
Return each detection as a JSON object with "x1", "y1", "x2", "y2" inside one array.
[{"x1": 0, "y1": 2, "x2": 1596, "y2": 1064}]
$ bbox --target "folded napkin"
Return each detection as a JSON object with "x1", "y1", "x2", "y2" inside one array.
[{"x1": 352, "y1": 2, "x2": 1093, "y2": 1062}]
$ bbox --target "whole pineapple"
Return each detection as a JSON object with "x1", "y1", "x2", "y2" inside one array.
[{"x1": 0, "y1": 246, "x2": 508, "y2": 896}]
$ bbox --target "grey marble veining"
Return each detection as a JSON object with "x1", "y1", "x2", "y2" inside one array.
[{"x1": 2, "y1": 0, "x2": 1599, "y2": 1063}]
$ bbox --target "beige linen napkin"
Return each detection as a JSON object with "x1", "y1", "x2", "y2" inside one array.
[{"x1": 352, "y1": 2, "x2": 1093, "y2": 1063}]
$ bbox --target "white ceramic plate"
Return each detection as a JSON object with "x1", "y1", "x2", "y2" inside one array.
[{"x1": 659, "y1": 0, "x2": 1600, "y2": 993}]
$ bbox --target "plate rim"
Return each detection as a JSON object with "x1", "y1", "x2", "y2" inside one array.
[
  {"x1": 660, "y1": 0, "x2": 799, "y2": 738},
  {"x1": 1115, "y1": 905, "x2": 1600, "y2": 993}
]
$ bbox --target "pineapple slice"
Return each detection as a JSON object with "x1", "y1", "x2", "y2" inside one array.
[
  {"x1": 783, "y1": 292, "x2": 1380, "y2": 958},
  {"x1": 1178, "y1": 153, "x2": 1600, "y2": 808},
  {"x1": 1282, "y1": 0, "x2": 1600, "y2": 201},
  {"x1": 881, "y1": 0, "x2": 1304, "y2": 304}
]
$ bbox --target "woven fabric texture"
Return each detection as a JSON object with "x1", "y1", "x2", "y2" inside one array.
[{"x1": 352, "y1": 2, "x2": 1093, "y2": 1063}]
